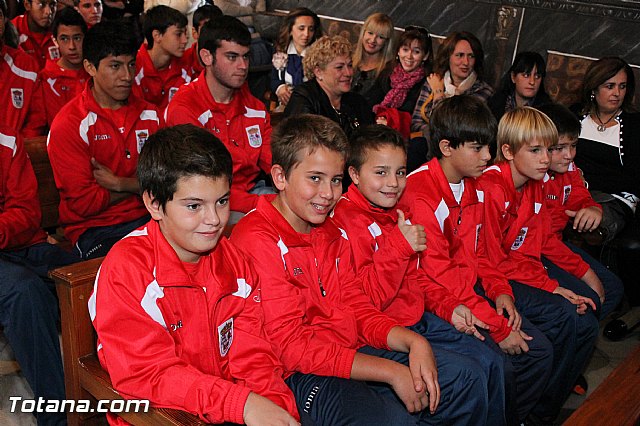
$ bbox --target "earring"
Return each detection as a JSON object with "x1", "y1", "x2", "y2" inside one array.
[
  {"x1": 590, "y1": 92, "x2": 595, "y2": 102},
  {"x1": 318, "y1": 76, "x2": 323, "y2": 81}
]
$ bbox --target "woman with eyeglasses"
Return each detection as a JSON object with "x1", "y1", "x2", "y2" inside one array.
[
  {"x1": 284, "y1": 35, "x2": 373, "y2": 139},
  {"x1": 488, "y1": 52, "x2": 552, "y2": 121},
  {"x1": 368, "y1": 26, "x2": 433, "y2": 139},
  {"x1": 351, "y1": 12, "x2": 395, "y2": 106},
  {"x1": 572, "y1": 56, "x2": 640, "y2": 242},
  {"x1": 270, "y1": 7, "x2": 322, "y2": 108},
  {"x1": 411, "y1": 31, "x2": 494, "y2": 137}
]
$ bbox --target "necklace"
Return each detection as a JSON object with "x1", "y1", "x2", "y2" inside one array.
[{"x1": 594, "y1": 109, "x2": 620, "y2": 132}]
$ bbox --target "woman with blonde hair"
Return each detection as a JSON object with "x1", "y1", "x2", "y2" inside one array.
[
  {"x1": 351, "y1": 12, "x2": 396, "y2": 105},
  {"x1": 284, "y1": 35, "x2": 373, "y2": 138}
]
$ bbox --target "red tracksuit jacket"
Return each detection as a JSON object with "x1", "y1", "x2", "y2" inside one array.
[
  {"x1": 1, "y1": 45, "x2": 47, "y2": 137},
  {"x1": 39, "y1": 59, "x2": 89, "y2": 126},
  {"x1": 91, "y1": 219, "x2": 298, "y2": 425},
  {"x1": 133, "y1": 44, "x2": 192, "y2": 111},
  {"x1": 183, "y1": 44, "x2": 203, "y2": 78},
  {"x1": 11, "y1": 14, "x2": 57, "y2": 69},
  {"x1": 47, "y1": 83, "x2": 160, "y2": 244},
  {"x1": 331, "y1": 184, "x2": 425, "y2": 327},
  {"x1": 0, "y1": 126, "x2": 47, "y2": 250},
  {"x1": 478, "y1": 162, "x2": 571, "y2": 292},
  {"x1": 166, "y1": 74, "x2": 272, "y2": 213},
  {"x1": 231, "y1": 196, "x2": 399, "y2": 379},
  {"x1": 544, "y1": 163, "x2": 599, "y2": 278},
  {"x1": 398, "y1": 158, "x2": 513, "y2": 343}
]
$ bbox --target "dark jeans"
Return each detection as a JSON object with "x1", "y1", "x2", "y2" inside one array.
[
  {"x1": 75, "y1": 215, "x2": 150, "y2": 260},
  {"x1": 0, "y1": 242, "x2": 79, "y2": 425}
]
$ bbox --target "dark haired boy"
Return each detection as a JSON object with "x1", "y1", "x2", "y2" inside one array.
[
  {"x1": 39, "y1": 7, "x2": 89, "y2": 126},
  {"x1": 232, "y1": 114, "x2": 488, "y2": 425},
  {"x1": 11, "y1": 0, "x2": 58, "y2": 68},
  {"x1": 398, "y1": 96, "x2": 555, "y2": 424},
  {"x1": 167, "y1": 15, "x2": 273, "y2": 219},
  {"x1": 133, "y1": 5, "x2": 190, "y2": 110},
  {"x1": 0, "y1": 125, "x2": 79, "y2": 426},
  {"x1": 48, "y1": 20, "x2": 161, "y2": 259},
  {"x1": 332, "y1": 124, "x2": 508, "y2": 425},
  {"x1": 183, "y1": 4, "x2": 222, "y2": 77},
  {"x1": 90, "y1": 124, "x2": 300, "y2": 425},
  {"x1": 539, "y1": 103, "x2": 623, "y2": 320},
  {"x1": 0, "y1": 0, "x2": 47, "y2": 137},
  {"x1": 477, "y1": 106, "x2": 599, "y2": 422}
]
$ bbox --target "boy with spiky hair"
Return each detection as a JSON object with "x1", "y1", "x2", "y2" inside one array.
[
  {"x1": 539, "y1": 103, "x2": 623, "y2": 319},
  {"x1": 48, "y1": 20, "x2": 161, "y2": 259},
  {"x1": 399, "y1": 96, "x2": 554, "y2": 424},
  {"x1": 232, "y1": 114, "x2": 489, "y2": 425},
  {"x1": 39, "y1": 7, "x2": 89, "y2": 125},
  {"x1": 478, "y1": 106, "x2": 599, "y2": 422},
  {"x1": 90, "y1": 124, "x2": 300, "y2": 425},
  {"x1": 134, "y1": 5, "x2": 190, "y2": 110}
]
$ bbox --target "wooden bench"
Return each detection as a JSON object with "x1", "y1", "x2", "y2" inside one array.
[
  {"x1": 563, "y1": 344, "x2": 640, "y2": 426},
  {"x1": 24, "y1": 136, "x2": 60, "y2": 231},
  {"x1": 50, "y1": 258, "x2": 205, "y2": 426}
]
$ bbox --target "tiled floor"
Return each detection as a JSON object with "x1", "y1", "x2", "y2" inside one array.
[{"x1": 1, "y1": 311, "x2": 639, "y2": 425}]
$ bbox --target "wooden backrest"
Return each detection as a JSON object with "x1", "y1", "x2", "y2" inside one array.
[
  {"x1": 50, "y1": 259, "x2": 204, "y2": 425},
  {"x1": 24, "y1": 136, "x2": 60, "y2": 230}
]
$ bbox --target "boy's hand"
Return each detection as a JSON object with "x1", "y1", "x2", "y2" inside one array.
[
  {"x1": 495, "y1": 294, "x2": 521, "y2": 331},
  {"x1": 397, "y1": 210, "x2": 427, "y2": 252},
  {"x1": 553, "y1": 286, "x2": 596, "y2": 314},
  {"x1": 581, "y1": 268, "x2": 605, "y2": 304},
  {"x1": 389, "y1": 363, "x2": 430, "y2": 414},
  {"x1": 243, "y1": 392, "x2": 300, "y2": 426},
  {"x1": 451, "y1": 305, "x2": 488, "y2": 341},
  {"x1": 566, "y1": 207, "x2": 602, "y2": 232},
  {"x1": 498, "y1": 329, "x2": 532, "y2": 355},
  {"x1": 407, "y1": 336, "x2": 440, "y2": 414}
]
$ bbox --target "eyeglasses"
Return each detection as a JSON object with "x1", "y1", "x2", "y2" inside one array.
[{"x1": 405, "y1": 25, "x2": 430, "y2": 37}]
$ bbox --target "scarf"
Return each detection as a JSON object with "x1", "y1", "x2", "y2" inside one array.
[
  {"x1": 443, "y1": 70, "x2": 477, "y2": 97},
  {"x1": 374, "y1": 63, "x2": 425, "y2": 113},
  {"x1": 286, "y1": 54, "x2": 304, "y2": 86}
]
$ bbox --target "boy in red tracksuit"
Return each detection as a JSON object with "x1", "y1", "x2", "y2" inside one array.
[
  {"x1": 48, "y1": 21, "x2": 161, "y2": 259},
  {"x1": 90, "y1": 124, "x2": 300, "y2": 426},
  {"x1": 183, "y1": 4, "x2": 222, "y2": 78},
  {"x1": 396, "y1": 97, "x2": 553, "y2": 424},
  {"x1": 538, "y1": 103, "x2": 623, "y2": 320},
  {"x1": 39, "y1": 8, "x2": 90, "y2": 126},
  {"x1": 11, "y1": 0, "x2": 58, "y2": 68},
  {"x1": 477, "y1": 106, "x2": 599, "y2": 423},
  {"x1": 332, "y1": 124, "x2": 511, "y2": 425},
  {"x1": 133, "y1": 6, "x2": 191, "y2": 111},
  {"x1": 232, "y1": 114, "x2": 488, "y2": 426},
  {"x1": 167, "y1": 16, "x2": 273, "y2": 218},
  {"x1": 0, "y1": 0, "x2": 47, "y2": 137}
]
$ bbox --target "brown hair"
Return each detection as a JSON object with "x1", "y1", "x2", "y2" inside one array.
[
  {"x1": 434, "y1": 31, "x2": 484, "y2": 79},
  {"x1": 275, "y1": 7, "x2": 323, "y2": 53},
  {"x1": 581, "y1": 56, "x2": 636, "y2": 115}
]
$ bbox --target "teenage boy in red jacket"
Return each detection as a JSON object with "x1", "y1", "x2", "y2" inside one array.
[
  {"x1": 183, "y1": 4, "x2": 222, "y2": 78},
  {"x1": 477, "y1": 106, "x2": 599, "y2": 423},
  {"x1": 0, "y1": 125, "x2": 78, "y2": 426},
  {"x1": 167, "y1": 16, "x2": 274, "y2": 218},
  {"x1": 48, "y1": 21, "x2": 161, "y2": 259},
  {"x1": 133, "y1": 6, "x2": 191, "y2": 111},
  {"x1": 39, "y1": 7, "x2": 89, "y2": 126},
  {"x1": 232, "y1": 114, "x2": 488, "y2": 425},
  {"x1": 11, "y1": 0, "x2": 58, "y2": 68},
  {"x1": 397, "y1": 97, "x2": 554, "y2": 424},
  {"x1": 91, "y1": 124, "x2": 300, "y2": 426}
]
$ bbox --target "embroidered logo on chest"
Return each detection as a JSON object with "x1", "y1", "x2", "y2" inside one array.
[
  {"x1": 217, "y1": 317, "x2": 234, "y2": 357},
  {"x1": 293, "y1": 267, "x2": 303, "y2": 276},
  {"x1": 245, "y1": 125, "x2": 262, "y2": 148},
  {"x1": 48, "y1": 45, "x2": 60, "y2": 60},
  {"x1": 168, "y1": 87, "x2": 179, "y2": 103},
  {"x1": 135, "y1": 129, "x2": 149, "y2": 153},
  {"x1": 563, "y1": 185, "x2": 572, "y2": 205},
  {"x1": 11, "y1": 88, "x2": 24, "y2": 108},
  {"x1": 511, "y1": 227, "x2": 528, "y2": 250}
]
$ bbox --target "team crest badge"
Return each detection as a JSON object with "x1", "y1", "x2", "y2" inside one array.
[
  {"x1": 218, "y1": 318, "x2": 234, "y2": 357},
  {"x1": 48, "y1": 45, "x2": 60, "y2": 60},
  {"x1": 245, "y1": 125, "x2": 262, "y2": 148},
  {"x1": 511, "y1": 227, "x2": 528, "y2": 250},
  {"x1": 563, "y1": 185, "x2": 572, "y2": 205},
  {"x1": 11, "y1": 88, "x2": 24, "y2": 108},
  {"x1": 135, "y1": 129, "x2": 149, "y2": 153},
  {"x1": 168, "y1": 87, "x2": 179, "y2": 102}
]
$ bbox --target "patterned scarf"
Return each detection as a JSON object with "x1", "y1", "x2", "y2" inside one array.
[{"x1": 374, "y1": 63, "x2": 425, "y2": 113}]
